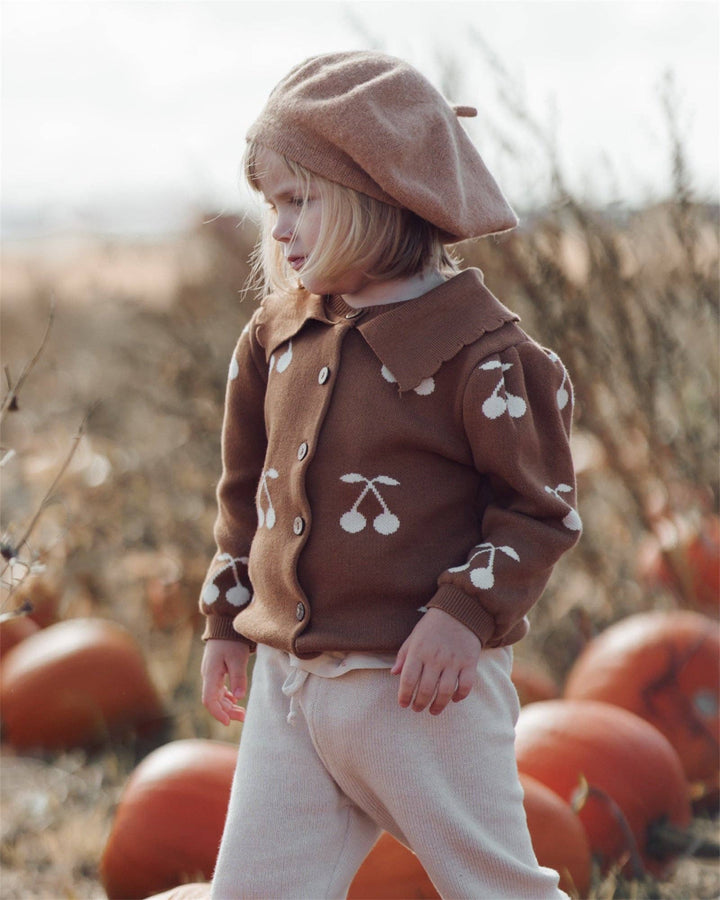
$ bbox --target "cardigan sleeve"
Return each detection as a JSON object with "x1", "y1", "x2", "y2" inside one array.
[
  {"x1": 199, "y1": 311, "x2": 268, "y2": 642},
  {"x1": 428, "y1": 340, "x2": 581, "y2": 647}
]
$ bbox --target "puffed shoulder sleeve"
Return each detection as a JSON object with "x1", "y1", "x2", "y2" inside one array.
[
  {"x1": 199, "y1": 310, "x2": 268, "y2": 642},
  {"x1": 429, "y1": 340, "x2": 581, "y2": 647}
]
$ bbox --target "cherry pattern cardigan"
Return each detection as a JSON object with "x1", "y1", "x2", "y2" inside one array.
[{"x1": 200, "y1": 268, "x2": 581, "y2": 657}]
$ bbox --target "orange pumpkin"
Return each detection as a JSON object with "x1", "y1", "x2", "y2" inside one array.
[
  {"x1": 348, "y1": 833, "x2": 439, "y2": 899},
  {"x1": 101, "y1": 739, "x2": 237, "y2": 900},
  {"x1": 511, "y1": 658, "x2": 560, "y2": 706},
  {"x1": 0, "y1": 617, "x2": 163, "y2": 750},
  {"x1": 639, "y1": 515, "x2": 720, "y2": 616},
  {"x1": 520, "y1": 773, "x2": 591, "y2": 896},
  {"x1": 564, "y1": 611, "x2": 719, "y2": 792},
  {"x1": 515, "y1": 700, "x2": 691, "y2": 876}
]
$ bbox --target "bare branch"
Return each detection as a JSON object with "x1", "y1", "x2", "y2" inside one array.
[
  {"x1": 0, "y1": 298, "x2": 56, "y2": 425},
  {"x1": 0, "y1": 404, "x2": 98, "y2": 586}
]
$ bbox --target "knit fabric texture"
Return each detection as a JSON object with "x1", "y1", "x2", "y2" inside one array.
[
  {"x1": 210, "y1": 644, "x2": 569, "y2": 900},
  {"x1": 200, "y1": 269, "x2": 581, "y2": 655},
  {"x1": 246, "y1": 50, "x2": 518, "y2": 242}
]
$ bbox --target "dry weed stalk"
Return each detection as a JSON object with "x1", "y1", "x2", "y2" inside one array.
[
  {"x1": 1, "y1": 300, "x2": 56, "y2": 426},
  {"x1": 0, "y1": 303, "x2": 93, "y2": 618}
]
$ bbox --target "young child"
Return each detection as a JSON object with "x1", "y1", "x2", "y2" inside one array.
[{"x1": 200, "y1": 50, "x2": 581, "y2": 900}]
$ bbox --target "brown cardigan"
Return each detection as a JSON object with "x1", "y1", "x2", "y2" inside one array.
[{"x1": 200, "y1": 268, "x2": 581, "y2": 656}]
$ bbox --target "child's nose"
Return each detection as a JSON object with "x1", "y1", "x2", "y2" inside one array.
[{"x1": 271, "y1": 214, "x2": 293, "y2": 243}]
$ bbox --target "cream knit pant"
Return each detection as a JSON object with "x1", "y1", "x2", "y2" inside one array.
[{"x1": 211, "y1": 644, "x2": 568, "y2": 900}]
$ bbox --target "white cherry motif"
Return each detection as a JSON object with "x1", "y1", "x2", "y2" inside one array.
[
  {"x1": 269, "y1": 341, "x2": 293, "y2": 374},
  {"x1": 257, "y1": 468, "x2": 279, "y2": 528},
  {"x1": 448, "y1": 542, "x2": 520, "y2": 589},
  {"x1": 201, "y1": 554, "x2": 250, "y2": 608},
  {"x1": 339, "y1": 474, "x2": 400, "y2": 535},
  {"x1": 544, "y1": 349, "x2": 570, "y2": 410},
  {"x1": 479, "y1": 360, "x2": 527, "y2": 419},
  {"x1": 544, "y1": 484, "x2": 583, "y2": 531},
  {"x1": 381, "y1": 365, "x2": 435, "y2": 396}
]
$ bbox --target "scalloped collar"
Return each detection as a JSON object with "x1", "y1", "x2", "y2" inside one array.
[{"x1": 256, "y1": 268, "x2": 520, "y2": 392}]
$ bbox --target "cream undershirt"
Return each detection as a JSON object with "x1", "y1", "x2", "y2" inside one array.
[{"x1": 287, "y1": 650, "x2": 396, "y2": 678}]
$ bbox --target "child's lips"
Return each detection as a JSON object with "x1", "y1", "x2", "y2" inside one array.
[{"x1": 287, "y1": 256, "x2": 305, "y2": 271}]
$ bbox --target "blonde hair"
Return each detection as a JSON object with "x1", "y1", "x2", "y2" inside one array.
[{"x1": 244, "y1": 141, "x2": 460, "y2": 296}]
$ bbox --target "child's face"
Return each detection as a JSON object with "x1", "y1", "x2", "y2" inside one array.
[{"x1": 255, "y1": 147, "x2": 367, "y2": 297}]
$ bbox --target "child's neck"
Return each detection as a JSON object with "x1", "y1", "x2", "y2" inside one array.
[{"x1": 341, "y1": 269, "x2": 446, "y2": 309}]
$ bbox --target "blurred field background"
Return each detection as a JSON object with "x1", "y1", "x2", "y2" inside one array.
[{"x1": 1, "y1": 3, "x2": 719, "y2": 898}]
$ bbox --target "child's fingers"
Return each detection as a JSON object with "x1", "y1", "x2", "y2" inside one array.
[
  {"x1": 410, "y1": 664, "x2": 442, "y2": 711},
  {"x1": 226, "y1": 643, "x2": 250, "y2": 698},
  {"x1": 396, "y1": 657, "x2": 423, "y2": 708},
  {"x1": 200, "y1": 640, "x2": 250, "y2": 725},
  {"x1": 207, "y1": 689, "x2": 246, "y2": 726},
  {"x1": 201, "y1": 662, "x2": 225, "y2": 710},
  {"x1": 221, "y1": 689, "x2": 246, "y2": 722},
  {"x1": 201, "y1": 663, "x2": 234, "y2": 725},
  {"x1": 229, "y1": 668, "x2": 247, "y2": 700},
  {"x1": 203, "y1": 689, "x2": 230, "y2": 725},
  {"x1": 391, "y1": 642, "x2": 408, "y2": 676},
  {"x1": 429, "y1": 668, "x2": 459, "y2": 715},
  {"x1": 204, "y1": 694, "x2": 231, "y2": 726},
  {"x1": 452, "y1": 665, "x2": 476, "y2": 703},
  {"x1": 224, "y1": 691, "x2": 245, "y2": 722}
]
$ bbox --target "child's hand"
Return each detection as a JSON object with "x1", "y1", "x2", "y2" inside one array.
[
  {"x1": 201, "y1": 639, "x2": 250, "y2": 725},
  {"x1": 391, "y1": 609, "x2": 481, "y2": 715}
]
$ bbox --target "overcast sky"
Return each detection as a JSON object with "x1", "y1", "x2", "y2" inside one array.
[{"x1": 2, "y1": 0, "x2": 718, "y2": 237}]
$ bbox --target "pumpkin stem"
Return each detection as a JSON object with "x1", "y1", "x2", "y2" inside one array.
[
  {"x1": 646, "y1": 818, "x2": 720, "y2": 861},
  {"x1": 572, "y1": 780, "x2": 646, "y2": 879}
]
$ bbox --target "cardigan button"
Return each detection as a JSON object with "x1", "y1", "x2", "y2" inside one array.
[
  {"x1": 318, "y1": 366, "x2": 330, "y2": 385},
  {"x1": 296, "y1": 602, "x2": 306, "y2": 621},
  {"x1": 297, "y1": 442, "x2": 308, "y2": 461},
  {"x1": 345, "y1": 309, "x2": 363, "y2": 319},
  {"x1": 293, "y1": 516, "x2": 305, "y2": 535}
]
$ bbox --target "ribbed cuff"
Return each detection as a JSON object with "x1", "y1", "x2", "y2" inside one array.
[
  {"x1": 427, "y1": 585, "x2": 495, "y2": 646},
  {"x1": 201, "y1": 615, "x2": 254, "y2": 648}
]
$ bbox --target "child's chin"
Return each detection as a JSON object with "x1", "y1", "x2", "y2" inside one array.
[
  {"x1": 301, "y1": 276, "x2": 341, "y2": 296},
  {"x1": 310, "y1": 274, "x2": 367, "y2": 298}
]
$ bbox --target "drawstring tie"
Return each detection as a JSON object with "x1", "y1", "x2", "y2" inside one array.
[{"x1": 281, "y1": 666, "x2": 310, "y2": 725}]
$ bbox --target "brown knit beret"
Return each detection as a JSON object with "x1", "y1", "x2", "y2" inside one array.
[{"x1": 247, "y1": 51, "x2": 518, "y2": 243}]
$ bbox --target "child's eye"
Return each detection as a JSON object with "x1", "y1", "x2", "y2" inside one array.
[{"x1": 290, "y1": 197, "x2": 306, "y2": 207}]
